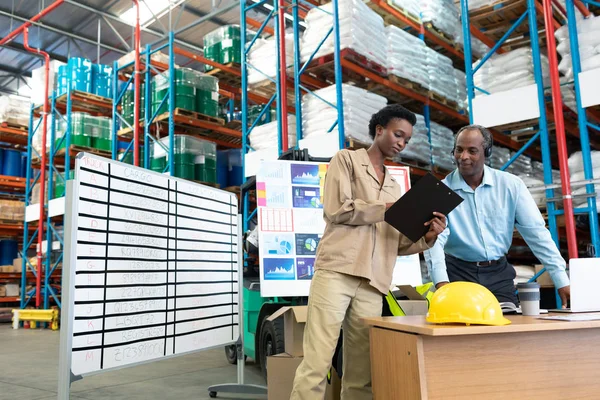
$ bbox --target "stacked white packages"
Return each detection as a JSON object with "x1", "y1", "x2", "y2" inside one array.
[
  {"x1": 568, "y1": 151, "x2": 600, "y2": 208},
  {"x1": 455, "y1": 29, "x2": 491, "y2": 58},
  {"x1": 454, "y1": 69, "x2": 467, "y2": 109},
  {"x1": 505, "y1": 152, "x2": 533, "y2": 176},
  {"x1": 301, "y1": 83, "x2": 387, "y2": 144},
  {"x1": 473, "y1": 48, "x2": 550, "y2": 95},
  {"x1": 430, "y1": 121, "x2": 455, "y2": 170},
  {"x1": 248, "y1": 35, "x2": 294, "y2": 86},
  {"x1": 420, "y1": 0, "x2": 461, "y2": 41},
  {"x1": 555, "y1": 15, "x2": 600, "y2": 80},
  {"x1": 0, "y1": 96, "x2": 29, "y2": 127},
  {"x1": 388, "y1": 0, "x2": 420, "y2": 19},
  {"x1": 424, "y1": 47, "x2": 460, "y2": 103},
  {"x1": 385, "y1": 25, "x2": 430, "y2": 88},
  {"x1": 248, "y1": 115, "x2": 297, "y2": 151},
  {"x1": 488, "y1": 146, "x2": 511, "y2": 169},
  {"x1": 301, "y1": 0, "x2": 387, "y2": 68},
  {"x1": 395, "y1": 114, "x2": 431, "y2": 164},
  {"x1": 560, "y1": 77, "x2": 577, "y2": 112}
]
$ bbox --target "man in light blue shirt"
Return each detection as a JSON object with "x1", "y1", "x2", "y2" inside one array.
[{"x1": 424, "y1": 125, "x2": 570, "y2": 306}]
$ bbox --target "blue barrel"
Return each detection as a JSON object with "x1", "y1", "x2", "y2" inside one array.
[
  {"x1": 3, "y1": 149, "x2": 22, "y2": 177},
  {"x1": 0, "y1": 240, "x2": 18, "y2": 265},
  {"x1": 92, "y1": 64, "x2": 113, "y2": 99},
  {"x1": 0, "y1": 148, "x2": 4, "y2": 175},
  {"x1": 68, "y1": 57, "x2": 92, "y2": 93},
  {"x1": 20, "y1": 153, "x2": 27, "y2": 177},
  {"x1": 56, "y1": 65, "x2": 67, "y2": 96}
]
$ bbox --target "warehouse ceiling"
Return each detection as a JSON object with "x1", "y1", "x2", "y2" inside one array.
[{"x1": 0, "y1": 0, "x2": 273, "y2": 98}]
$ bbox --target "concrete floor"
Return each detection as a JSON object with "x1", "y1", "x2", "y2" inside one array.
[{"x1": 0, "y1": 324, "x2": 267, "y2": 400}]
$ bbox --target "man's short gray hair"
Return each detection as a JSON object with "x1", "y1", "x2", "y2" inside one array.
[{"x1": 454, "y1": 124, "x2": 493, "y2": 155}]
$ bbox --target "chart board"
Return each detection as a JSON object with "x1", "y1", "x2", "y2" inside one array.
[
  {"x1": 59, "y1": 153, "x2": 240, "y2": 382},
  {"x1": 257, "y1": 160, "x2": 420, "y2": 297}
]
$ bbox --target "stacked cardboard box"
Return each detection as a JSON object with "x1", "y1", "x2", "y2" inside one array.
[{"x1": 0, "y1": 199, "x2": 25, "y2": 221}]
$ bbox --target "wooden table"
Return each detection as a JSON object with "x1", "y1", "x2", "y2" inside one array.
[{"x1": 364, "y1": 315, "x2": 600, "y2": 399}]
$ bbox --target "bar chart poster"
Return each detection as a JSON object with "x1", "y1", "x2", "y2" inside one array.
[
  {"x1": 257, "y1": 161, "x2": 327, "y2": 296},
  {"x1": 256, "y1": 161, "x2": 419, "y2": 296}
]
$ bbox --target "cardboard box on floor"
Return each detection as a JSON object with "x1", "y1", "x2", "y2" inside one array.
[
  {"x1": 267, "y1": 353, "x2": 340, "y2": 400},
  {"x1": 393, "y1": 285, "x2": 429, "y2": 315},
  {"x1": 534, "y1": 265, "x2": 554, "y2": 287},
  {"x1": 267, "y1": 306, "x2": 307, "y2": 357}
]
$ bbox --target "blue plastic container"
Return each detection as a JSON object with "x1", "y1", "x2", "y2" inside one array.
[
  {"x1": 56, "y1": 65, "x2": 68, "y2": 96},
  {"x1": 0, "y1": 240, "x2": 18, "y2": 266},
  {"x1": 0, "y1": 148, "x2": 4, "y2": 175},
  {"x1": 20, "y1": 153, "x2": 27, "y2": 178},
  {"x1": 3, "y1": 149, "x2": 22, "y2": 177},
  {"x1": 68, "y1": 57, "x2": 93, "y2": 93},
  {"x1": 227, "y1": 149, "x2": 243, "y2": 186},
  {"x1": 217, "y1": 150, "x2": 229, "y2": 188},
  {"x1": 92, "y1": 64, "x2": 113, "y2": 99}
]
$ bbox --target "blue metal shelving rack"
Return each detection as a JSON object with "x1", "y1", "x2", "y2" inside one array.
[{"x1": 563, "y1": 0, "x2": 600, "y2": 255}]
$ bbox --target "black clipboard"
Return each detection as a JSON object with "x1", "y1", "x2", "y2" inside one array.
[{"x1": 384, "y1": 173, "x2": 463, "y2": 242}]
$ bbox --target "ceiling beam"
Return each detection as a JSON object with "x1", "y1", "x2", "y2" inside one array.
[{"x1": 0, "y1": 42, "x2": 67, "y2": 63}]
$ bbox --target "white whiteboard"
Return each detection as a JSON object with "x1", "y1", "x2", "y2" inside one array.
[
  {"x1": 60, "y1": 153, "x2": 240, "y2": 378},
  {"x1": 256, "y1": 160, "x2": 419, "y2": 297}
]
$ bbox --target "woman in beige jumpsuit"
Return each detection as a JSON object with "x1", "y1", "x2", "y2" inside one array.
[{"x1": 290, "y1": 104, "x2": 447, "y2": 400}]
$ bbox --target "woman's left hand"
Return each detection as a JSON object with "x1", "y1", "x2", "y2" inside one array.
[{"x1": 424, "y1": 212, "x2": 447, "y2": 243}]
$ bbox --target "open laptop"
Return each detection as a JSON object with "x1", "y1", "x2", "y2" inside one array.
[{"x1": 550, "y1": 258, "x2": 600, "y2": 313}]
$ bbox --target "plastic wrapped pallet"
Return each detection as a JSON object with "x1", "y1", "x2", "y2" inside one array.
[
  {"x1": 473, "y1": 48, "x2": 550, "y2": 96},
  {"x1": 301, "y1": 0, "x2": 387, "y2": 69},
  {"x1": 388, "y1": 0, "x2": 420, "y2": 20},
  {"x1": 560, "y1": 78, "x2": 577, "y2": 112},
  {"x1": 555, "y1": 15, "x2": 600, "y2": 81},
  {"x1": 505, "y1": 152, "x2": 532, "y2": 176},
  {"x1": 430, "y1": 121, "x2": 455, "y2": 170},
  {"x1": 394, "y1": 114, "x2": 431, "y2": 164},
  {"x1": 568, "y1": 151, "x2": 600, "y2": 208},
  {"x1": 424, "y1": 47, "x2": 460, "y2": 104},
  {"x1": 487, "y1": 146, "x2": 511, "y2": 170},
  {"x1": 454, "y1": 69, "x2": 467, "y2": 110},
  {"x1": 203, "y1": 25, "x2": 242, "y2": 69},
  {"x1": 0, "y1": 95, "x2": 29, "y2": 127},
  {"x1": 385, "y1": 25, "x2": 429, "y2": 89},
  {"x1": 248, "y1": 35, "x2": 294, "y2": 86},
  {"x1": 455, "y1": 29, "x2": 491, "y2": 58},
  {"x1": 301, "y1": 84, "x2": 387, "y2": 144},
  {"x1": 248, "y1": 115, "x2": 297, "y2": 151},
  {"x1": 420, "y1": 0, "x2": 461, "y2": 41},
  {"x1": 30, "y1": 60, "x2": 65, "y2": 106}
]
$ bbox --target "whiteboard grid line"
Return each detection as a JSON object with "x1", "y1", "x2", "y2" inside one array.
[
  {"x1": 80, "y1": 181, "x2": 170, "y2": 204},
  {"x1": 78, "y1": 196, "x2": 171, "y2": 216},
  {"x1": 78, "y1": 213, "x2": 239, "y2": 233},
  {"x1": 78, "y1": 227, "x2": 237, "y2": 245},
  {"x1": 173, "y1": 180, "x2": 178, "y2": 356},
  {"x1": 74, "y1": 302, "x2": 239, "y2": 320},
  {"x1": 73, "y1": 291, "x2": 237, "y2": 305},
  {"x1": 175, "y1": 187, "x2": 235, "y2": 207},
  {"x1": 77, "y1": 241, "x2": 237, "y2": 254},
  {"x1": 76, "y1": 269, "x2": 238, "y2": 275},
  {"x1": 72, "y1": 322, "x2": 239, "y2": 352},
  {"x1": 76, "y1": 257, "x2": 236, "y2": 263},
  {"x1": 100, "y1": 163, "x2": 111, "y2": 370},
  {"x1": 81, "y1": 166, "x2": 166, "y2": 192},
  {"x1": 72, "y1": 312, "x2": 238, "y2": 338}
]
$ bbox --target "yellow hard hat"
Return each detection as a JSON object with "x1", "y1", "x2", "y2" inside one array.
[{"x1": 426, "y1": 282, "x2": 511, "y2": 326}]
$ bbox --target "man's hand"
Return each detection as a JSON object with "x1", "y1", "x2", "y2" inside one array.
[
  {"x1": 558, "y1": 285, "x2": 570, "y2": 308},
  {"x1": 436, "y1": 281, "x2": 449, "y2": 290},
  {"x1": 424, "y1": 212, "x2": 447, "y2": 243}
]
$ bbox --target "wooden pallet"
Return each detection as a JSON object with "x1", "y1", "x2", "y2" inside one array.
[
  {"x1": 495, "y1": 118, "x2": 539, "y2": 133},
  {"x1": 32, "y1": 145, "x2": 111, "y2": 165},
  {"x1": 304, "y1": 49, "x2": 387, "y2": 86},
  {"x1": 428, "y1": 91, "x2": 459, "y2": 110},
  {"x1": 346, "y1": 138, "x2": 371, "y2": 150},
  {"x1": 173, "y1": 108, "x2": 225, "y2": 126},
  {"x1": 366, "y1": 81, "x2": 414, "y2": 107},
  {"x1": 0, "y1": 120, "x2": 28, "y2": 132},
  {"x1": 226, "y1": 120, "x2": 243, "y2": 131},
  {"x1": 45, "y1": 90, "x2": 114, "y2": 117},
  {"x1": 248, "y1": 79, "x2": 296, "y2": 106},
  {"x1": 205, "y1": 63, "x2": 241, "y2": 87},
  {"x1": 389, "y1": 75, "x2": 429, "y2": 97},
  {"x1": 367, "y1": 0, "x2": 421, "y2": 30}
]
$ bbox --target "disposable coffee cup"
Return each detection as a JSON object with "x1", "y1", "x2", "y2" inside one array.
[{"x1": 517, "y1": 282, "x2": 541, "y2": 316}]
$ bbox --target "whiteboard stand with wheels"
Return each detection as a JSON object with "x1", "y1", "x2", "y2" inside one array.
[{"x1": 57, "y1": 153, "x2": 266, "y2": 399}]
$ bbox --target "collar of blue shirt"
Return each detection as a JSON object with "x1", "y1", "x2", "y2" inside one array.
[{"x1": 447, "y1": 165, "x2": 496, "y2": 193}]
